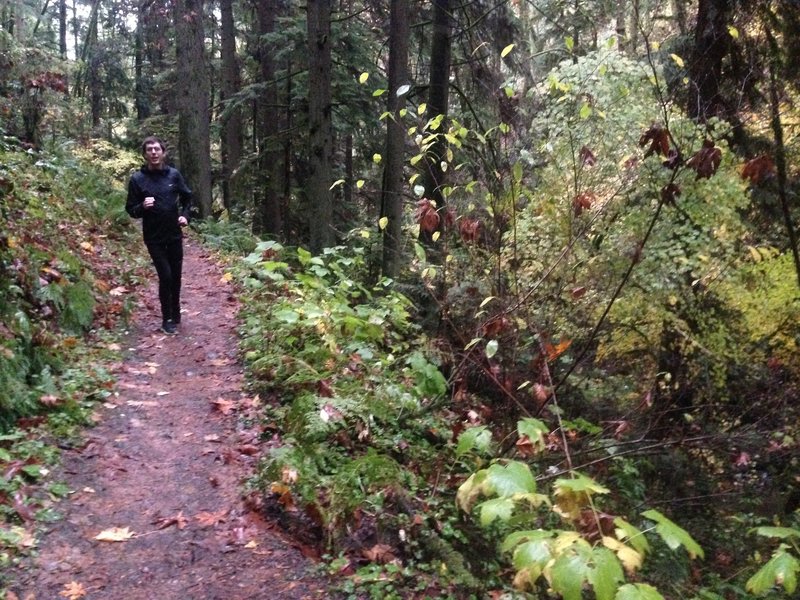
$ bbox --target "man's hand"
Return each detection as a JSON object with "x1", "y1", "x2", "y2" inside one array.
[
  {"x1": 143, "y1": 196, "x2": 155, "y2": 209},
  {"x1": 178, "y1": 216, "x2": 188, "y2": 227}
]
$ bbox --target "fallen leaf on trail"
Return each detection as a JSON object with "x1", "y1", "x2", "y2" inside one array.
[
  {"x1": 154, "y1": 511, "x2": 188, "y2": 530},
  {"x1": 195, "y1": 509, "x2": 228, "y2": 528},
  {"x1": 212, "y1": 397, "x2": 235, "y2": 415},
  {"x1": 94, "y1": 526, "x2": 135, "y2": 542},
  {"x1": 203, "y1": 434, "x2": 221, "y2": 442},
  {"x1": 80, "y1": 241, "x2": 94, "y2": 253},
  {"x1": 59, "y1": 581, "x2": 87, "y2": 600},
  {"x1": 220, "y1": 272, "x2": 233, "y2": 283},
  {"x1": 236, "y1": 444, "x2": 259, "y2": 456},
  {"x1": 108, "y1": 286, "x2": 128, "y2": 296},
  {"x1": 156, "y1": 391, "x2": 170, "y2": 396},
  {"x1": 39, "y1": 394, "x2": 61, "y2": 407},
  {"x1": 362, "y1": 543, "x2": 398, "y2": 564},
  {"x1": 244, "y1": 540, "x2": 259, "y2": 549}
]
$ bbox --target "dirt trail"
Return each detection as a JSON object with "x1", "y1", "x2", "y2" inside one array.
[{"x1": 9, "y1": 236, "x2": 327, "y2": 599}]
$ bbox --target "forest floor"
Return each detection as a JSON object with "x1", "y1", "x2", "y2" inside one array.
[{"x1": 7, "y1": 236, "x2": 329, "y2": 599}]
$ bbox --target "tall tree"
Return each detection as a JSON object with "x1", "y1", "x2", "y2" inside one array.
[
  {"x1": 252, "y1": 0, "x2": 284, "y2": 237},
  {"x1": 380, "y1": 0, "x2": 409, "y2": 277},
  {"x1": 306, "y1": 0, "x2": 334, "y2": 251},
  {"x1": 687, "y1": 0, "x2": 730, "y2": 121},
  {"x1": 421, "y1": 0, "x2": 451, "y2": 238},
  {"x1": 174, "y1": 0, "x2": 212, "y2": 218},
  {"x1": 219, "y1": 0, "x2": 244, "y2": 215}
]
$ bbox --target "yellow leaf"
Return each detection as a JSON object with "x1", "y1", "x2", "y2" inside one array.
[
  {"x1": 602, "y1": 536, "x2": 643, "y2": 573},
  {"x1": 432, "y1": 231, "x2": 441, "y2": 242},
  {"x1": 94, "y1": 526, "x2": 135, "y2": 542},
  {"x1": 670, "y1": 53, "x2": 684, "y2": 68},
  {"x1": 220, "y1": 272, "x2": 233, "y2": 283},
  {"x1": 80, "y1": 241, "x2": 94, "y2": 253},
  {"x1": 372, "y1": 153, "x2": 382, "y2": 164},
  {"x1": 60, "y1": 581, "x2": 87, "y2": 600},
  {"x1": 356, "y1": 179, "x2": 365, "y2": 189},
  {"x1": 728, "y1": 26, "x2": 739, "y2": 39},
  {"x1": 501, "y1": 43, "x2": 515, "y2": 58},
  {"x1": 378, "y1": 217, "x2": 389, "y2": 230},
  {"x1": 359, "y1": 72, "x2": 369, "y2": 84},
  {"x1": 417, "y1": 103, "x2": 427, "y2": 115}
]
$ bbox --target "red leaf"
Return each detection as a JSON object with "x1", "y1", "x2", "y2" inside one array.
[
  {"x1": 741, "y1": 154, "x2": 775, "y2": 184},
  {"x1": 572, "y1": 192, "x2": 594, "y2": 216},
  {"x1": 579, "y1": 145, "x2": 597, "y2": 166},
  {"x1": 686, "y1": 139, "x2": 721, "y2": 179},
  {"x1": 639, "y1": 124, "x2": 670, "y2": 157}
]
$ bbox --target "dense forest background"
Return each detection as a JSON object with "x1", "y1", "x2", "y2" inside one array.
[{"x1": 1, "y1": 0, "x2": 800, "y2": 598}]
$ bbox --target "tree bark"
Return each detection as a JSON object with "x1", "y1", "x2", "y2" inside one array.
[
  {"x1": 220, "y1": 0, "x2": 244, "y2": 215},
  {"x1": 421, "y1": 0, "x2": 451, "y2": 239},
  {"x1": 252, "y1": 0, "x2": 284, "y2": 237},
  {"x1": 380, "y1": 0, "x2": 409, "y2": 277},
  {"x1": 174, "y1": 0, "x2": 212, "y2": 218},
  {"x1": 134, "y1": 7, "x2": 149, "y2": 121},
  {"x1": 306, "y1": 0, "x2": 335, "y2": 252},
  {"x1": 687, "y1": 0, "x2": 730, "y2": 121}
]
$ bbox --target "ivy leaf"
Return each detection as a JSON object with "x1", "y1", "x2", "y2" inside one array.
[
  {"x1": 485, "y1": 339, "x2": 499, "y2": 358},
  {"x1": 642, "y1": 509, "x2": 704, "y2": 559},
  {"x1": 478, "y1": 497, "x2": 515, "y2": 525},
  {"x1": 456, "y1": 425, "x2": 492, "y2": 456},
  {"x1": 746, "y1": 548, "x2": 799, "y2": 595},
  {"x1": 615, "y1": 583, "x2": 665, "y2": 600}
]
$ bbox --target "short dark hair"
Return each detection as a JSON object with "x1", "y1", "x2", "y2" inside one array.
[{"x1": 141, "y1": 136, "x2": 167, "y2": 155}]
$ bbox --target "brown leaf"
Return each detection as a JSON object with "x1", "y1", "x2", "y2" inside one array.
[
  {"x1": 195, "y1": 509, "x2": 228, "y2": 528},
  {"x1": 458, "y1": 218, "x2": 482, "y2": 244},
  {"x1": 639, "y1": 124, "x2": 670, "y2": 157},
  {"x1": 515, "y1": 435, "x2": 536, "y2": 458},
  {"x1": 572, "y1": 192, "x2": 594, "y2": 216},
  {"x1": 94, "y1": 526, "x2": 135, "y2": 542},
  {"x1": 211, "y1": 397, "x2": 235, "y2": 415},
  {"x1": 13, "y1": 491, "x2": 36, "y2": 522},
  {"x1": 154, "y1": 511, "x2": 188, "y2": 530},
  {"x1": 414, "y1": 199, "x2": 440, "y2": 234},
  {"x1": 59, "y1": 581, "x2": 87, "y2": 600},
  {"x1": 741, "y1": 154, "x2": 775, "y2": 184},
  {"x1": 661, "y1": 183, "x2": 681, "y2": 205},
  {"x1": 317, "y1": 379, "x2": 334, "y2": 398},
  {"x1": 686, "y1": 139, "x2": 721, "y2": 179},
  {"x1": 362, "y1": 543, "x2": 398, "y2": 564}
]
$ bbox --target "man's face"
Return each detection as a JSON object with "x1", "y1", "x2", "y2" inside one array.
[{"x1": 144, "y1": 142, "x2": 164, "y2": 168}]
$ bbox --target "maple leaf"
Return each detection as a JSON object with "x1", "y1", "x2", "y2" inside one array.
[
  {"x1": 59, "y1": 581, "x2": 87, "y2": 600},
  {"x1": 741, "y1": 154, "x2": 776, "y2": 184},
  {"x1": 154, "y1": 511, "x2": 188, "y2": 530},
  {"x1": 639, "y1": 124, "x2": 670, "y2": 157},
  {"x1": 195, "y1": 509, "x2": 228, "y2": 528},
  {"x1": 414, "y1": 199, "x2": 440, "y2": 234},
  {"x1": 94, "y1": 526, "x2": 135, "y2": 542},
  {"x1": 686, "y1": 139, "x2": 721, "y2": 179},
  {"x1": 211, "y1": 397, "x2": 235, "y2": 415},
  {"x1": 579, "y1": 145, "x2": 597, "y2": 166}
]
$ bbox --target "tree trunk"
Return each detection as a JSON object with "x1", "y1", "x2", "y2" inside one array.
[
  {"x1": 174, "y1": 0, "x2": 212, "y2": 218},
  {"x1": 252, "y1": 0, "x2": 284, "y2": 237},
  {"x1": 687, "y1": 0, "x2": 730, "y2": 121},
  {"x1": 59, "y1": 0, "x2": 67, "y2": 58},
  {"x1": 671, "y1": 0, "x2": 688, "y2": 36},
  {"x1": 220, "y1": 0, "x2": 244, "y2": 215},
  {"x1": 306, "y1": 0, "x2": 335, "y2": 252},
  {"x1": 380, "y1": 0, "x2": 409, "y2": 277},
  {"x1": 421, "y1": 0, "x2": 451, "y2": 241},
  {"x1": 134, "y1": 8, "x2": 149, "y2": 120},
  {"x1": 615, "y1": 0, "x2": 626, "y2": 53}
]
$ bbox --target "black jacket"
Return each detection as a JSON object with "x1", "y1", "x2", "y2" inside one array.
[{"x1": 126, "y1": 165, "x2": 193, "y2": 244}]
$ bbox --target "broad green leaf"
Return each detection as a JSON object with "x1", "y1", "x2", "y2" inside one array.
[
  {"x1": 555, "y1": 473, "x2": 610, "y2": 495},
  {"x1": 670, "y1": 53, "x2": 684, "y2": 68},
  {"x1": 746, "y1": 548, "x2": 799, "y2": 595},
  {"x1": 486, "y1": 339, "x2": 499, "y2": 358},
  {"x1": 565, "y1": 36, "x2": 575, "y2": 52},
  {"x1": 753, "y1": 526, "x2": 800, "y2": 540},
  {"x1": 456, "y1": 471, "x2": 488, "y2": 513},
  {"x1": 512, "y1": 161, "x2": 523, "y2": 183},
  {"x1": 502, "y1": 529, "x2": 554, "y2": 553},
  {"x1": 615, "y1": 583, "x2": 665, "y2": 600},
  {"x1": 513, "y1": 538, "x2": 552, "y2": 574},
  {"x1": 517, "y1": 418, "x2": 548, "y2": 451},
  {"x1": 410, "y1": 153, "x2": 424, "y2": 166},
  {"x1": 486, "y1": 461, "x2": 536, "y2": 496},
  {"x1": 414, "y1": 242, "x2": 426, "y2": 262},
  {"x1": 378, "y1": 217, "x2": 388, "y2": 230},
  {"x1": 456, "y1": 426, "x2": 492, "y2": 456},
  {"x1": 479, "y1": 497, "x2": 515, "y2": 526},
  {"x1": 358, "y1": 72, "x2": 369, "y2": 84},
  {"x1": 580, "y1": 103, "x2": 592, "y2": 119},
  {"x1": 589, "y1": 546, "x2": 624, "y2": 600},
  {"x1": 372, "y1": 89, "x2": 386, "y2": 97},
  {"x1": 642, "y1": 509, "x2": 704, "y2": 559},
  {"x1": 549, "y1": 552, "x2": 588, "y2": 600},
  {"x1": 614, "y1": 518, "x2": 650, "y2": 555},
  {"x1": 273, "y1": 309, "x2": 299, "y2": 324},
  {"x1": 501, "y1": 43, "x2": 515, "y2": 58}
]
